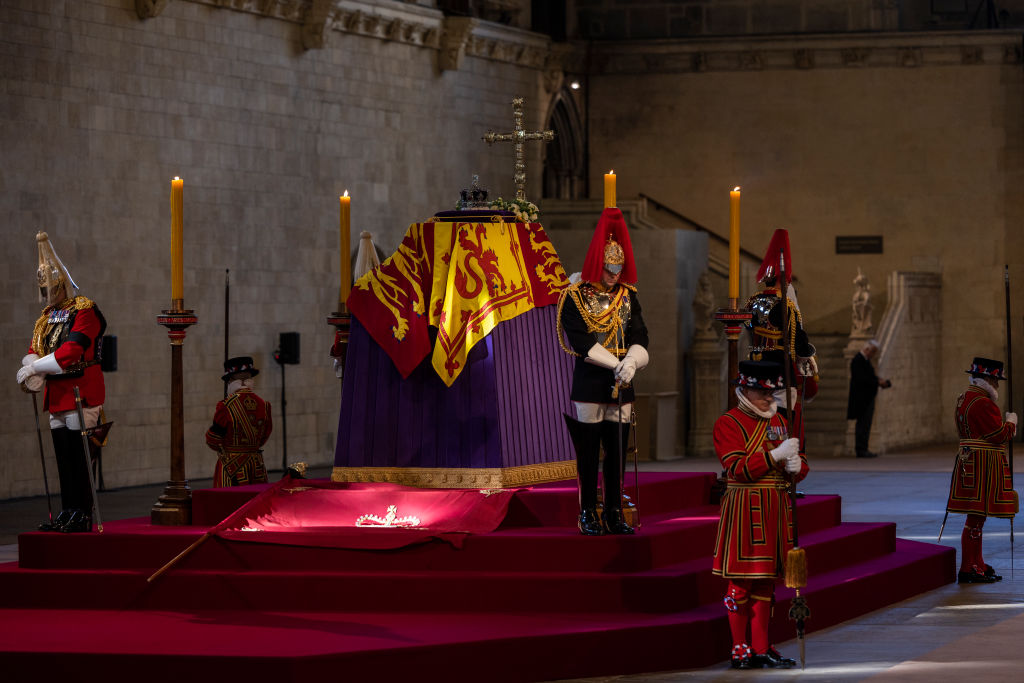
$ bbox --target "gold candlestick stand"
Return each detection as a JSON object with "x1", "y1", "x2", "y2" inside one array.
[
  {"x1": 152, "y1": 304, "x2": 198, "y2": 525},
  {"x1": 714, "y1": 298, "x2": 751, "y2": 409}
]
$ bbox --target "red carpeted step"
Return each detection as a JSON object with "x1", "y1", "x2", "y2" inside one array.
[
  {"x1": 0, "y1": 520, "x2": 898, "y2": 614},
  {"x1": 0, "y1": 539, "x2": 954, "y2": 683},
  {"x1": 15, "y1": 494, "x2": 841, "y2": 574}
]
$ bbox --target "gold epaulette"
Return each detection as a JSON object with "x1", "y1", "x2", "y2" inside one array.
[{"x1": 71, "y1": 295, "x2": 95, "y2": 311}]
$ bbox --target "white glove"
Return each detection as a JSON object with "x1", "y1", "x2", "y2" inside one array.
[
  {"x1": 785, "y1": 452, "x2": 802, "y2": 474},
  {"x1": 584, "y1": 343, "x2": 620, "y2": 370},
  {"x1": 17, "y1": 354, "x2": 44, "y2": 392},
  {"x1": 615, "y1": 356, "x2": 637, "y2": 384},
  {"x1": 798, "y1": 356, "x2": 818, "y2": 377},
  {"x1": 770, "y1": 438, "x2": 799, "y2": 463},
  {"x1": 333, "y1": 357, "x2": 344, "y2": 379},
  {"x1": 1007, "y1": 412, "x2": 1018, "y2": 426},
  {"x1": 614, "y1": 344, "x2": 649, "y2": 384},
  {"x1": 17, "y1": 352, "x2": 62, "y2": 386}
]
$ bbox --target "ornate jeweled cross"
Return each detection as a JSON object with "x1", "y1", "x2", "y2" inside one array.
[{"x1": 482, "y1": 97, "x2": 554, "y2": 201}]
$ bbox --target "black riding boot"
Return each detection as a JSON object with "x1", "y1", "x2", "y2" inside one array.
[
  {"x1": 41, "y1": 428, "x2": 77, "y2": 531},
  {"x1": 601, "y1": 420, "x2": 634, "y2": 534},
  {"x1": 52, "y1": 426, "x2": 93, "y2": 533},
  {"x1": 564, "y1": 414, "x2": 604, "y2": 535}
]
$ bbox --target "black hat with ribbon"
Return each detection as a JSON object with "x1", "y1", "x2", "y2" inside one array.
[
  {"x1": 965, "y1": 357, "x2": 1006, "y2": 381},
  {"x1": 222, "y1": 356, "x2": 260, "y2": 381},
  {"x1": 733, "y1": 360, "x2": 785, "y2": 390}
]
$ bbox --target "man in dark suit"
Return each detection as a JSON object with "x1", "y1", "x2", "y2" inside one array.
[{"x1": 847, "y1": 340, "x2": 891, "y2": 458}]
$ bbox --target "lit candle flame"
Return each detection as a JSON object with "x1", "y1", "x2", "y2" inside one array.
[{"x1": 343, "y1": 190, "x2": 349, "y2": 197}]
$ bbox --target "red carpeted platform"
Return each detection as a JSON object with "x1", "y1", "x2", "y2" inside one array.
[{"x1": 0, "y1": 472, "x2": 954, "y2": 682}]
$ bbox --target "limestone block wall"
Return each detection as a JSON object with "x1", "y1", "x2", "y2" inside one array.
[
  {"x1": 871, "y1": 272, "x2": 944, "y2": 451},
  {"x1": 583, "y1": 30, "x2": 1024, "y2": 446},
  {"x1": 0, "y1": 0, "x2": 555, "y2": 499}
]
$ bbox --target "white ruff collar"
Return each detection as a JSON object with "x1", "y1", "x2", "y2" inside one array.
[
  {"x1": 970, "y1": 376, "x2": 998, "y2": 402},
  {"x1": 736, "y1": 387, "x2": 777, "y2": 419}
]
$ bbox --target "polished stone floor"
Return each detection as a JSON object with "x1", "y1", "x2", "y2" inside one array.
[{"x1": 1, "y1": 446, "x2": 1022, "y2": 681}]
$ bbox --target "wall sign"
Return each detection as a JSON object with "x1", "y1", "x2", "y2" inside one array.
[{"x1": 836, "y1": 236, "x2": 883, "y2": 254}]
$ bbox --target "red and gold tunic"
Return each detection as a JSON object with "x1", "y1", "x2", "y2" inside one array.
[
  {"x1": 712, "y1": 406, "x2": 809, "y2": 579},
  {"x1": 29, "y1": 296, "x2": 106, "y2": 413},
  {"x1": 946, "y1": 385, "x2": 1017, "y2": 518},
  {"x1": 205, "y1": 389, "x2": 272, "y2": 487}
]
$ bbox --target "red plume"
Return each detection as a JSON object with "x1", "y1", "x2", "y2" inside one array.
[
  {"x1": 756, "y1": 228, "x2": 793, "y2": 283},
  {"x1": 580, "y1": 208, "x2": 638, "y2": 285}
]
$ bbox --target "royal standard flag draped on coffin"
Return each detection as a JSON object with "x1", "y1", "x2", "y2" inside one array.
[{"x1": 347, "y1": 219, "x2": 569, "y2": 386}]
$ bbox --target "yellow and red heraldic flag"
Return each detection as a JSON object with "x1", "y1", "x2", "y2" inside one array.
[{"x1": 347, "y1": 220, "x2": 569, "y2": 386}]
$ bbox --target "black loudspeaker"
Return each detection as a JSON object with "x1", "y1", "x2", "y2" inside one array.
[
  {"x1": 100, "y1": 335, "x2": 117, "y2": 372},
  {"x1": 275, "y1": 332, "x2": 300, "y2": 365}
]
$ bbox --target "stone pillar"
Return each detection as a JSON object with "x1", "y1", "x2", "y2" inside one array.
[{"x1": 688, "y1": 271, "x2": 727, "y2": 458}]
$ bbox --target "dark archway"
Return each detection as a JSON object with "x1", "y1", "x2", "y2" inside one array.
[{"x1": 543, "y1": 86, "x2": 586, "y2": 200}]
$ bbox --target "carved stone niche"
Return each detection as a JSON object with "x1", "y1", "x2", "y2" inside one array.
[
  {"x1": 302, "y1": 0, "x2": 334, "y2": 51},
  {"x1": 439, "y1": 16, "x2": 474, "y2": 72},
  {"x1": 136, "y1": 0, "x2": 169, "y2": 19}
]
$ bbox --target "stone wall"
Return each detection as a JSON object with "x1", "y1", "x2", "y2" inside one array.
[
  {"x1": 583, "y1": 30, "x2": 1024, "y2": 444},
  {"x1": 869, "y1": 272, "x2": 944, "y2": 451},
  {"x1": 0, "y1": 0, "x2": 555, "y2": 499}
]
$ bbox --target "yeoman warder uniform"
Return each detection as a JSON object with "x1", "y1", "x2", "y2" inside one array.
[
  {"x1": 713, "y1": 360, "x2": 807, "y2": 669},
  {"x1": 945, "y1": 357, "x2": 1017, "y2": 584},
  {"x1": 205, "y1": 356, "x2": 273, "y2": 487}
]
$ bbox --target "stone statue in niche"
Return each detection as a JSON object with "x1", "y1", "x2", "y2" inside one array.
[
  {"x1": 851, "y1": 267, "x2": 873, "y2": 336},
  {"x1": 692, "y1": 270, "x2": 718, "y2": 340}
]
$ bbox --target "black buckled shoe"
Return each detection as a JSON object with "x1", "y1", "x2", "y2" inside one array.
[
  {"x1": 755, "y1": 646, "x2": 797, "y2": 669},
  {"x1": 603, "y1": 507, "x2": 635, "y2": 535},
  {"x1": 578, "y1": 508, "x2": 605, "y2": 536},
  {"x1": 58, "y1": 509, "x2": 92, "y2": 533},
  {"x1": 958, "y1": 569, "x2": 997, "y2": 584},
  {"x1": 730, "y1": 644, "x2": 762, "y2": 669},
  {"x1": 984, "y1": 564, "x2": 1003, "y2": 581},
  {"x1": 38, "y1": 509, "x2": 72, "y2": 532}
]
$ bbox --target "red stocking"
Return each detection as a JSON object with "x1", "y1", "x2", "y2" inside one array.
[
  {"x1": 724, "y1": 580, "x2": 751, "y2": 648},
  {"x1": 749, "y1": 580, "x2": 775, "y2": 654},
  {"x1": 965, "y1": 515, "x2": 986, "y2": 572}
]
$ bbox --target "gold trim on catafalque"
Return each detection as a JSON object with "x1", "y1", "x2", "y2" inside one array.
[{"x1": 332, "y1": 461, "x2": 578, "y2": 489}]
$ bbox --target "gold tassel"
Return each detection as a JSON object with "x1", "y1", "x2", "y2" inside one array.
[{"x1": 785, "y1": 547, "x2": 807, "y2": 588}]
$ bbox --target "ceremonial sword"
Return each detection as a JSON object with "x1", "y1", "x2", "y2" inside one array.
[
  {"x1": 30, "y1": 392, "x2": 53, "y2": 524},
  {"x1": 73, "y1": 386, "x2": 103, "y2": 533}
]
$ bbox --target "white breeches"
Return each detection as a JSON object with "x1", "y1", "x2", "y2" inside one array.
[
  {"x1": 573, "y1": 401, "x2": 632, "y2": 424},
  {"x1": 50, "y1": 405, "x2": 102, "y2": 431}
]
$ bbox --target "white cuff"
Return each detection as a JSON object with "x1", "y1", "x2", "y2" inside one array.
[
  {"x1": 32, "y1": 353, "x2": 63, "y2": 376},
  {"x1": 625, "y1": 344, "x2": 649, "y2": 371},
  {"x1": 585, "y1": 343, "x2": 619, "y2": 370}
]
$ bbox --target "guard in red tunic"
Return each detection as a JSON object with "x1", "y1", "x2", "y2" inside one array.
[
  {"x1": 16, "y1": 232, "x2": 107, "y2": 533},
  {"x1": 712, "y1": 360, "x2": 808, "y2": 669},
  {"x1": 557, "y1": 208, "x2": 649, "y2": 535},
  {"x1": 946, "y1": 357, "x2": 1017, "y2": 584},
  {"x1": 205, "y1": 356, "x2": 273, "y2": 487}
]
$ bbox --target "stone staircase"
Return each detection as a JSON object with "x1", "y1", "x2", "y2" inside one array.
[{"x1": 803, "y1": 333, "x2": 852, "y2": 457}]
